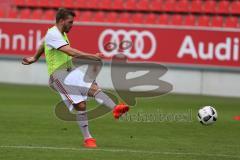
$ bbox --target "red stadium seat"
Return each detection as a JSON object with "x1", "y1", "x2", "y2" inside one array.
[
  {"x1": 105, "y1": 12, "x2": 118, "y2": 23},
  {"x1": 125, "y1": 0, "x2": 137, "y2": 11},
  {"x1": 184, "y1": 14, "x2": 196, "y2": 26},
  {"x1": 118, "y1": 12, "x2": 131, "y2": 23},
  {"x1": 131, "y1": 13, "x2": 145, "y2": 24},
  {"x1": 158, "y1": 14, "x2": 169, "y2": 25},
  {"x1": 92, "y1": 11, "x2": 105, "y2": 22},
  {"x1": 225, "y1": 16, "x2": 238, "y2": 28},
  {"x1": 63, "y1": 0, "x2": 75, "y2": 8},
  {"x1": 149, "y1": 0, "x2": 163, "y2": 11},
  {"x1": 19, "y1": 8, "x2": 31, "y2": 19},
  {"x1": 7, "y1": 9, "x2": 18, "y2": 19},
  {"x1": 197, "y1": 15, "x2": 210, "y2": 27},
  {"x1": 145, "y1": 13, "x2": 158, "y2": 24},
  {"x1": 25, "y1": 0, "x2": 39, "y2": 7},
  {"x1": 38, "y1": 0, "x2": 50, "y2": 7},
  {"x1": 211, "y1": 16, "x2": 223, "y2": 27},
  {"x1": 164, "y1": 0, "x2": 175, "y2": 12},
  {"x1": 175, "y1": 0, "x2": 189, "y2": 13},
  {"x1": 230, "y1": 1, "x2": 240, "y2": 15},
  {"x1": 0, "y1": 10, "x2": 5, "y2": 18},
  {"x1": 112, "y1": 0, "x2": 125, "y2": 10},
  {"x1": 86, "y1": 0, "x2": 99, "y2": 9},
  {"x1": 79, "y1": 11, "x2": 93, "y2": 22},
  {"x1": 13, "y1": 0, "x2": 26, "y2": 6},
  {"x1": 203, "y1": 0, "x2": 216, "y2": 14},
  {"x1": 190, "y1": 0, "x2": 203, "y2": 13},
  {"x1": 43, "y1": 9, "x2": 56, "y2": 20},
  {"x1": 171, "y1": 14, "x2": 183, "y2": 25},
  {"x1": 75, "y1": 0, "x2": 87, "y2": 9},
  {"x1": 31, "y1": 9, "x2": 43, "y2": 20},
  {"x1": 217, "y1": 0, "x2": 229, "y2": 14},
  {"x1": 98, "y1": 0, "x2": 112, "y2": 10},
  {"x1": 49, "y1": 0, "x2": 63, "y2": 8},
  {"x1": 137, "y1": 0, "x2": 150, "y2": 11}
]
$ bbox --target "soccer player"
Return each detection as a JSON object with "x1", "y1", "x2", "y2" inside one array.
[{"x1": 22, "y1": 8, "x2": 129, "y2": 148}]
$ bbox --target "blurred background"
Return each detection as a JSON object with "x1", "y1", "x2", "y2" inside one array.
[{"x1": 0, "y1": 0, "x2": 240, "y2": 97}]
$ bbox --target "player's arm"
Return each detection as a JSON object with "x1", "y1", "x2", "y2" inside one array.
[
  {"x1": 44, "y1": 29, "x2": 102, "y2": 61},
  {"x1": 22, "y1": 41, "x2": 45, "y2": 65},
  {"x1": 59, "y1": 45, "x2": 101, "y2": 61}
]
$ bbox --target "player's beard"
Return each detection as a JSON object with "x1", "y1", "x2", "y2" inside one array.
[{"x1": 64, "y1": 25, "x2": 72, "y2": 33}]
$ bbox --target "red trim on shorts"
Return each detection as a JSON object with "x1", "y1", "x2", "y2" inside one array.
[{"x1": 55, "y1": 79, "x2": 74, "y2": 104}]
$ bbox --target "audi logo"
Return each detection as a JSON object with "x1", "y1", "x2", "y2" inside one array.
[{"x1": 98, "y1": 29, "x2": 157, "y2": 59}]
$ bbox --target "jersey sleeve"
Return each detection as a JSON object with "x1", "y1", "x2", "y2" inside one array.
[{"x1": 45, "y1": 28, "x2": 68, "y2": 49}]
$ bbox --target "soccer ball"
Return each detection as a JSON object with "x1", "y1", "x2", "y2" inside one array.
[{"x1": 197, "y1": 106, "x2": 217, "y2": 125}]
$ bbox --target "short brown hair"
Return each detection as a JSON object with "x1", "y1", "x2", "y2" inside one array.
[{"x1": 56, "y1": 8, "x2": 76, "y2": 23}]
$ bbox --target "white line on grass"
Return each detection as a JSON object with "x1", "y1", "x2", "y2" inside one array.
[{"x1": 0, "y1": 145, "x2": 239, "y2": 159}]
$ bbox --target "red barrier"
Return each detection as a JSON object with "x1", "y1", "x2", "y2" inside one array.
[{"x1": 0, "y1": 20, "x2": 239, "y2": 68}]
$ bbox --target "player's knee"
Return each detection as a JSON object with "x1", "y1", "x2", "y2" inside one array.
[
  {"x1": 73, "y1": 101, "x2": 86, "y2": 111},
  {"x1": 88, "y1": 83, "x2": 100, "y2": 97}
]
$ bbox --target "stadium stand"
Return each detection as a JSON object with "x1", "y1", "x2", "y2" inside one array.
[
  {"x1": 131, "y1": 12, "x2": 145, "y2": 23},
  {"x1": 42, "y1": 9, "x2": 56, "y2": 20},
  {"x1": 78, "y1": 11, "x2": 93, "y2": 22},
  {"x1": 31, "y1": 8, "x2": 43, "y2": 19},
  {"x1": 19, "y1": 8, "x2": 31, "y2": 19},
  {"x1": 149, "y1": 0, "x2": 163, "y2": 11},
  {"x1": 125, "y1": 0, "x2": 139, "y2": 11},
  {"x1": 106, "y1": 11, "x2": 118, "y2": 22},
  {"x1": 164, "y1": 0, "x2": 175, "y2": 12},
  {"x1": 225, "y1": 16, "x2": 238, "y2": 28},
  {"x1": 24, "y1": 0, "x2": 38, "y2": 7},
  {"x1": 158, "y1": 13, "x2": 169, "y2": 25},
  {"x1": 0, "y1": 10, "x2": 5, "y2": 18},
  {"x1": 203, "y1": 0, "x2": 216, "y2": 14},
  {"x1": 184, "y1": 14, "x2": 196, "y2": 26},
  {"x1": 198, "y1": 15, "x2": 210, "y2": 26},
  {"x1": 175, "y1": 0, "x2": 189, "y2": 13},
  {"x1": 7, "y1": 8, "x2": 18, "y2": 19},
  {"x1": 98, "y1": 0, "x2": 113, "y2": 10},
  {"x1": 118, "y1": 12, "x2": 131, "y2": 23},
  {"x1": 112, "y1": 0, "x2": 125, "y2": 10},
  {"x1": 62, "y1": 0, "x2": 75, "y2": 8},
  {"x1": 211, "y1": 15, "x2": 224, "y2": 27},
  {"x1": 92, "y1": 11, "x2": 106, "y2": 22},
  {"x1": 144, "y1": 13, "x2": 158, "y2": 24},
  {"x1": 136, "y1": 0, "x2": 150, "y2": 11},
  {"x1": 74, "y1": 0, "x2": 87, "y2": 9},
  {"x1": 230, "y1": 0, "x2": 240, "y2": 14},
  {"x1": 217, "y1": 0, "x2": 230, "y2": 14},
  {"x1": 0, "y1": 0, "x2": 239, "y2": 28}
]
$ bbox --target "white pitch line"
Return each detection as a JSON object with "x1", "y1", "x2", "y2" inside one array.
[{"x1": 0, "y1": 145, "x2": 239, "y2": 159}]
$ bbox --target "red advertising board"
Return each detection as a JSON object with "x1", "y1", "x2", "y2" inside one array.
[{"x1": 0, "y1": 20, "x2": 240, "y2": 68}]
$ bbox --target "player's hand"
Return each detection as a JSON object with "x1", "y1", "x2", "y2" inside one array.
[
  {"x1": 90, "y1": 53, "x2": 102, "y2": 61},
  {"x1": 22, "y1": 56, "x2": 37, "y2": 65},
  {"x1": 96, "y1": 53, "x2": 104, "y2": 58}
]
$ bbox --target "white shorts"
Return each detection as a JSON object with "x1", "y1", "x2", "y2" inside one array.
[{"x1": 49, "y1": 67, "x2": 94, "y2": 112}]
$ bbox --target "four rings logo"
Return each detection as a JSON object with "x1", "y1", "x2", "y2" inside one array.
[{"x1": 98, "y1": 29, "x2": 157, "y2": 59}]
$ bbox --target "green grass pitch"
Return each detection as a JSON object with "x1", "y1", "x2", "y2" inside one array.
[{"x1": 0, "y1": 83, "x2": 239, "y2": 160}]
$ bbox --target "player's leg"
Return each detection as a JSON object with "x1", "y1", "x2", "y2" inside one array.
[
  {"x1": 88, "y1": 82, "x2": 116, "y2": 109},
  {"x1": 88, "y1": 82, "x2": 129, "y2": 119},
  {"x1": 74, "y1": 101, "x2": 92, "y2": 140},
  {"x1": 49, "y1": 71, "x2": 97, "y2": 148},
  {"x1": 73, "y1": 101, "x2": 97, "y2": 148}
]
